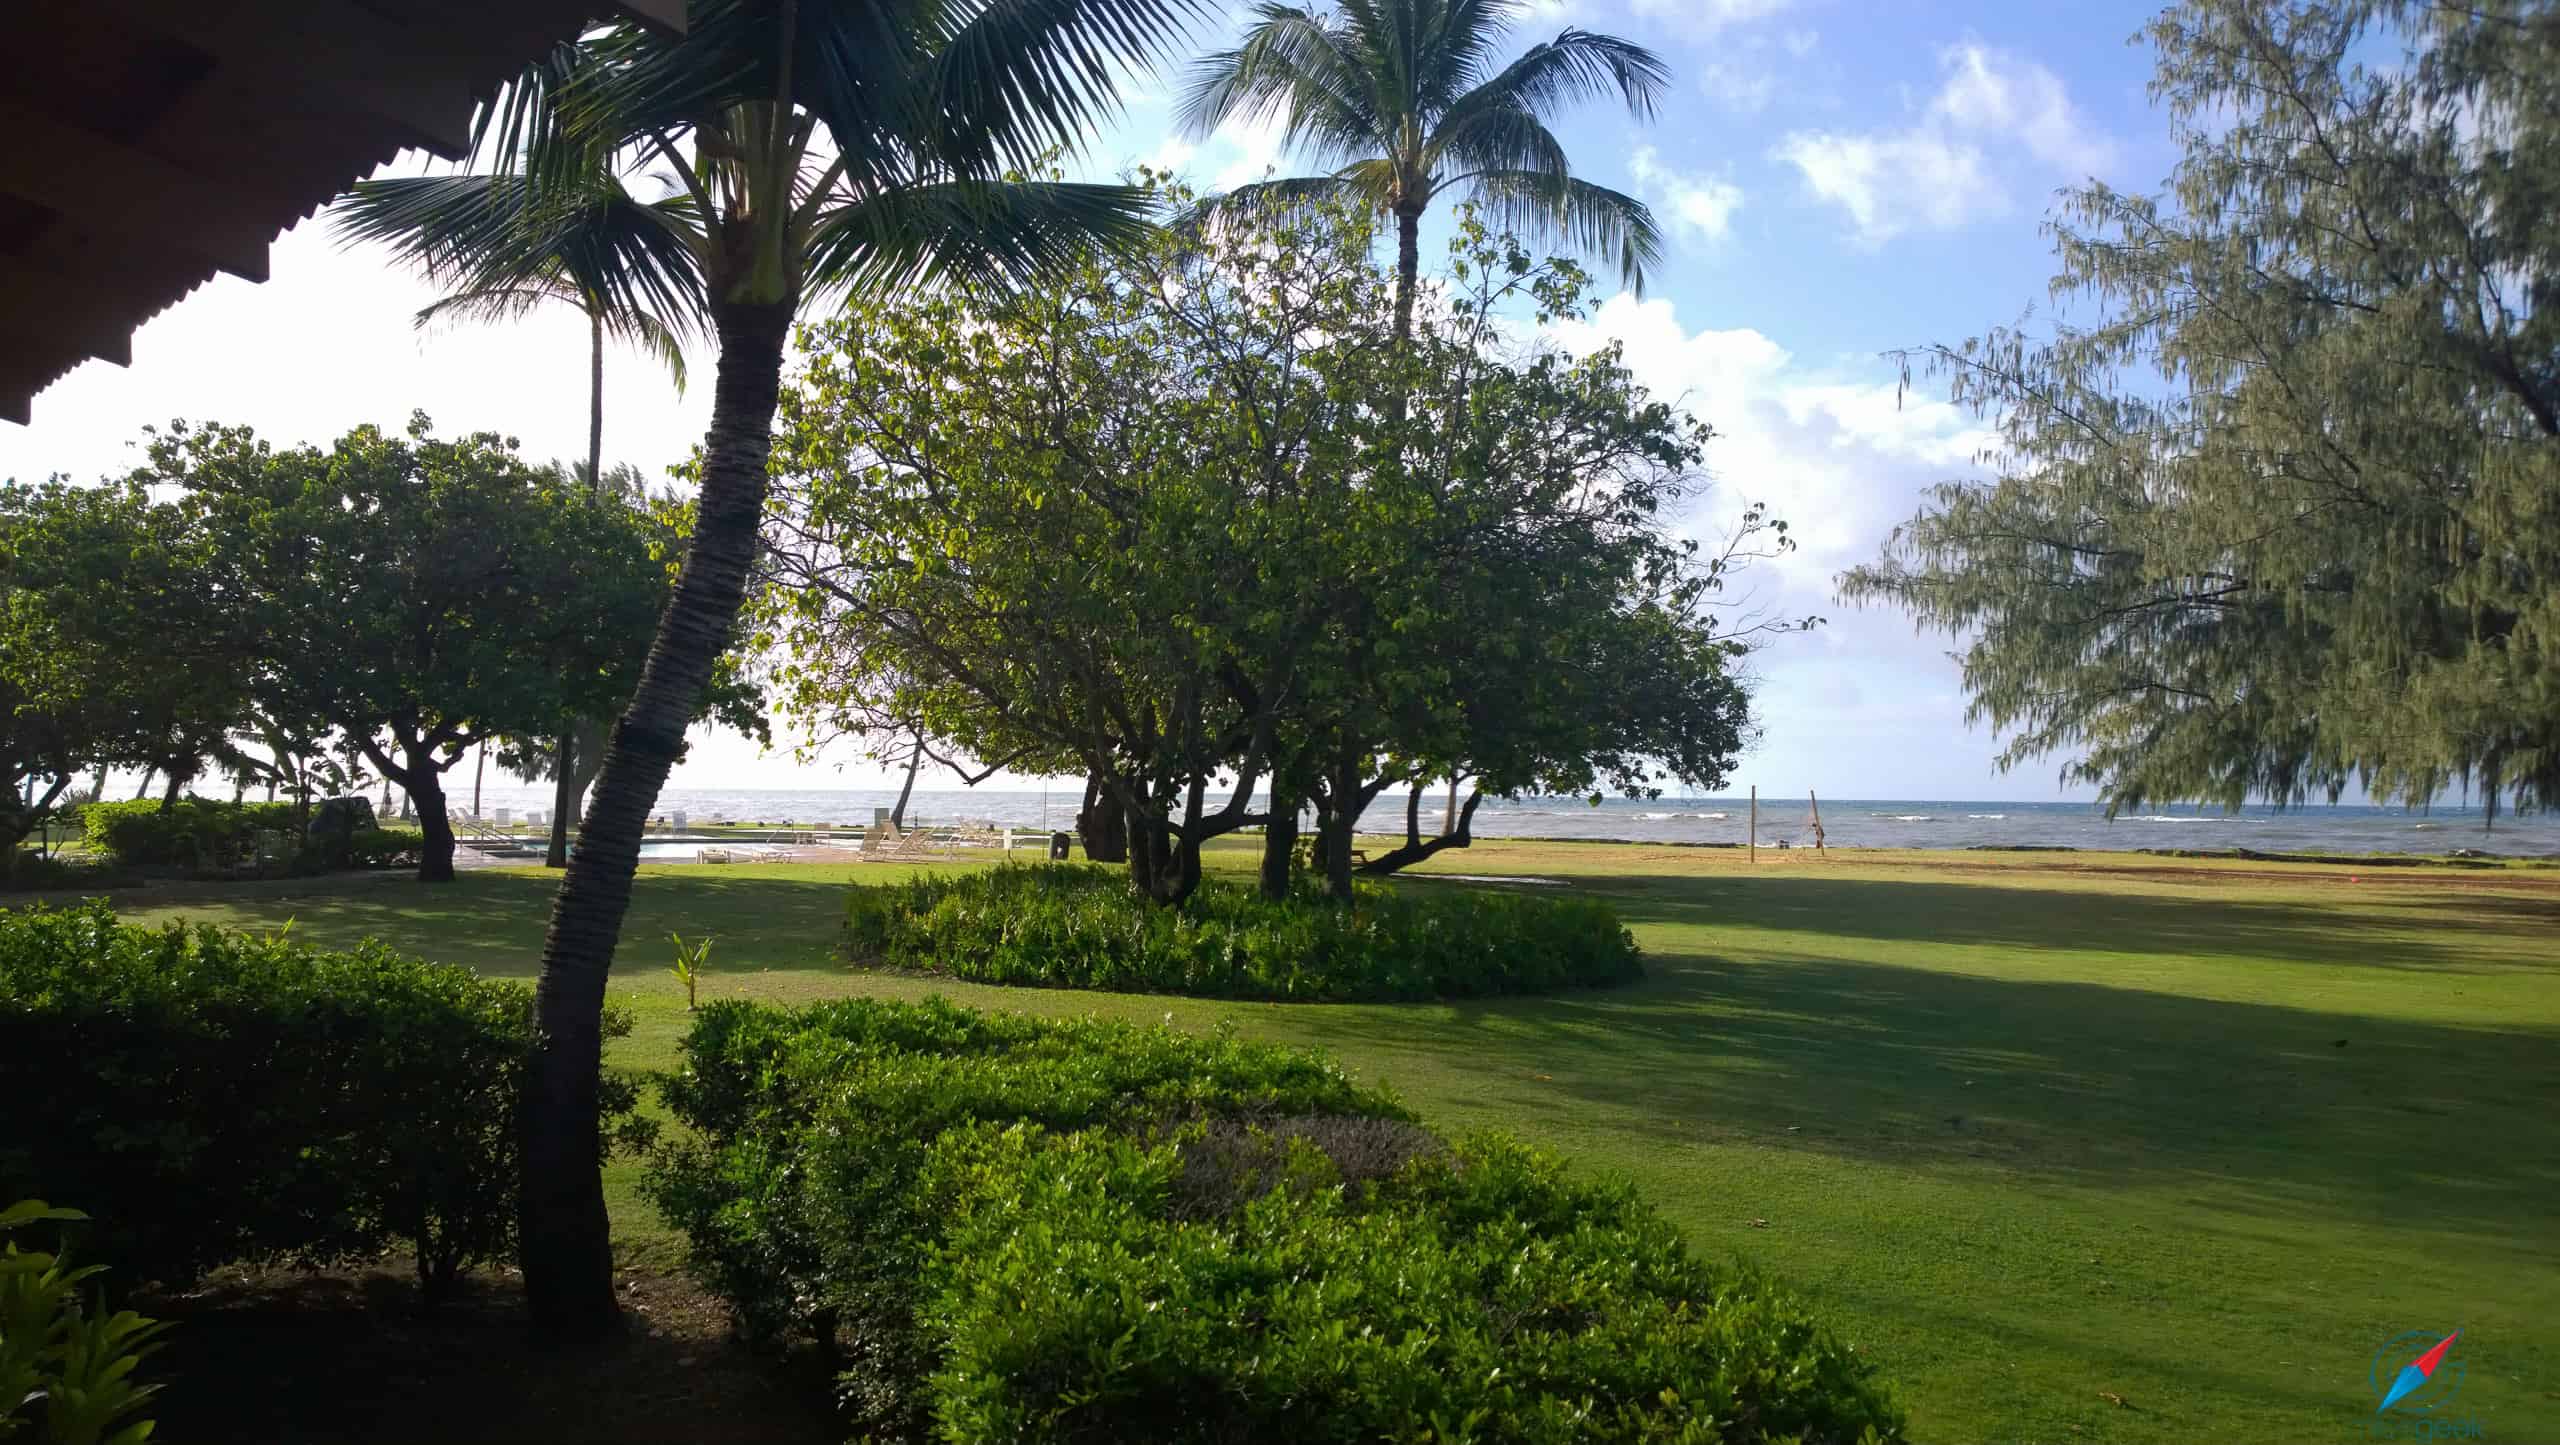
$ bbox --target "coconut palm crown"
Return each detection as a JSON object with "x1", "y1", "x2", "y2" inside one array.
[{"x1": 1181, "y1": 0, "x2": 1668, "y2": 338}]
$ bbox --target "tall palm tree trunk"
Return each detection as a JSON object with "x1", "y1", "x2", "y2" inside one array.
[
  {"x1": 1392, "y1": 206, "x2": 1422, "y2": 343},
  {"x1": 546, "y1": 313, "x2": 611, "y2": 872},
  {"x1": 521, "y1": 297, "x2": 794, "y2": 1338}
]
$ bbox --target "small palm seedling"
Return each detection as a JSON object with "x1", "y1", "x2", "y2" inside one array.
[{"x1": 669, "y1": 931, "x2": 712, "y2": 1012}]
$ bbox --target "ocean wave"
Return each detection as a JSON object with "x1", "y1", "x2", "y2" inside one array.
[
  {"x1": 1640, "y1": 811, "x2": 1732, "y2": 821},
  {"x1": 2124, "y1": 815, "x2": 2224, "y2": 824},
  {"x1": 1966, "y1": 813, "x2": 2006, "y2": 820},
  {"x1": 1869, "y1": 813, "x2": 1935, "y2": 822}
]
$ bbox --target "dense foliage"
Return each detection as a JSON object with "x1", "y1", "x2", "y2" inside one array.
[
  {"x1": 1843, "y1": 0, "x2": 2560, "y2": 820},
  {"x1": 842, "y1": 864, "x2": 1642, "y2": 1001},
  {"x1": 762, "y1": 189, "x2": 1784, "y2": 905},
  {"x1": 75, "y1": 797, "x2": 421, "y2": 874},
  {"x1": 0, "y1": 1200, "x2": 164, "y2": 1445},
  {"x1": 649, "y1": 997, "x2": 1902, "y2": 1443},
  {"x1": 0, "y1": 482, "x2": 243, "y2": 880},
  {"x1": 126, "y1": 416, "x2": 707, "y2": 881},
  {"x1": 924, "y1": 1128, "x2": 1903, "y2": 1444},
  {"x1": 648, "y1": 997, "x2": 1402, "y2": 1433},
  {"x1": 0, "y1": 904, "x2": 644, "y2": 1296}
]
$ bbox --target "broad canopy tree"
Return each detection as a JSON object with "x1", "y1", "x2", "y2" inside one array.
[
  {"x1": 0, "y1": 482, "x2": 247, "y2": 874},
  {"x1": 1843, "y1": 0, "x2": 2560, "y2": 823},
  {"x1": 761, "y1": 189, "x2": 1778, "y2": 903},
  {"x1": 129, "y1": 417, "x2": 693, "y2": 881}
]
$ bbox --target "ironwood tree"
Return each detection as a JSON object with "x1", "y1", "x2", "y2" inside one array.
[{"x1": 1843, "y1": 0, "x2": 2559, "y2": 822}]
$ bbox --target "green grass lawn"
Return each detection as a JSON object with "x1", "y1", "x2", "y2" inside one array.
[{"x1": 99, "y1": 841, "x2": 2560, "y2": 1444}]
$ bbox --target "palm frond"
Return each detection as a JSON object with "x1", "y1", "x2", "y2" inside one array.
[
  {"x1": 1437, "y1": 28, "x2": 1669, "y2": 136},
  {"x1": 1425, "y1": 0, "x2": 1521, "y2": 104},
  {"x1": 926, "y1": 0, "x2": 1205, "y2": 173},
  {"x1": 1181, "y1": 4, "x2": 1383, "y2": 165},
  {"x1": 334, "y1": 173, "x2": 709, "y2": 350},
  {"x1": 803, "y1": 177, "x2": 1159, "y2": 297},
  {"x1": 1466, "y1": 171, "x2": 1662, "y2": 292},
  {"x1": 1426, "y1": 101, "x2": 1570, "y2": 188}
]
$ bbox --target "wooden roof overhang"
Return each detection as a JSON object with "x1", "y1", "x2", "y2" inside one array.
[{"x1": 0, "y1": 0, "x2": 685, "y2": 425}]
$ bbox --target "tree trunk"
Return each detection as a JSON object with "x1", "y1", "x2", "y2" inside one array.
[
  {"x1": 521, "y1": 297, "x2": 793, "y2": 1341},
  {"x1": 1442, "y1": 776, "x2": 1457, "y2": 836},
  {"x1": 546, "y1": 726, "x2": 577, "y2": 869},
  {"x1": 1258, "y1": 787, "x2": 1296, "y2": 902},
  {"x1": 1361, "y1": 788, "x2": 1485, "y2": 877},
  {"x1": 1076, "y1": 771, "x2": 1127, "y2": 863},
  {"x1": 158, "y1": 769, "x2": 185, "y2": 812},
  {"x1": 132, "y1": 767, "x2": 154, "y2": 801},
  {"x1": 1393, "y1": 206, "x2": 1422, "y2": 344},
  {"x1": 406, "y1": 751, "x2": 457, "y2": 884},
  {"x1": 587, "y1": 308, "x2": 606, "y2": 494},
  {"x1": 889, "y1": 742, "x2": 922, "y2": 830}
]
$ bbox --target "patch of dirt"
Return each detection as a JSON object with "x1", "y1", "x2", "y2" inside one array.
[{"x1": 139, "y1": 1265, "x2": 836, "y2": 1445}]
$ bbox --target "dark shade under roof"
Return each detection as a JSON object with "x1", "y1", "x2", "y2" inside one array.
[{"x1": 0, "y1": 0, "x2": 686, "y2": 426}]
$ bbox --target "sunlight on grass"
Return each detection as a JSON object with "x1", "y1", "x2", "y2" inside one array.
[{"x1": 104, "y1": 842, "x2": 2560, "y2": 1445}]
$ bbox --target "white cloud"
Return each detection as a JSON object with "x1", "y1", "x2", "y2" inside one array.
[
  {"x1": 1544, "y1": 292, "x2": 1994, "y2": 577},
  {"x1": 1774, "y1": 43, "x2": 2117, "y2": 246},
  {"x1": 1209, "y1": 111, "x2": 1290, "y2": 191},
  {"x1": 1540, "y1": 292, "x2": 2021, "y2": 792},
  {"x1": 1771, "y1": 130, "x2": 1997, "y2": 245},
  {"x1": 1627, "y1": 147, "x2": 1745, "y2": 246},
  {"x1": 1696, "y1": 28, "x2": 1817, "y2": 114}
]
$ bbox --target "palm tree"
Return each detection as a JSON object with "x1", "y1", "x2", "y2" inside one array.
[
  {"x1": 435, "y1": 0, "x2": 1196, "y2": 1340},
  {"x1": 1181, "y1": 0, "x2": 1668, "y2": 341},
  {"x1": 334, "y1": 51, "x2": 703, "y2": 871}
]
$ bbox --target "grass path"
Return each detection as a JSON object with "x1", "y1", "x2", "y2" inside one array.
[{"x1": 104, "y1": 841, "x2": 2560, "y2": 1444}]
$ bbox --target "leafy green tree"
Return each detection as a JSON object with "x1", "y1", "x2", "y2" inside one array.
[
  {"x1": 333, "y1": 47, "x2": 702, "y2": 869},
  {"x1": 1180, "y1": 0, "x2": 1667, "y2": 341},
  {"x1": 1842, "y1": 0, "x2": 2559, "y2": 823},
  {"x1": 131, "y1": 418, "x2": 681, "y2": 883},
  {"x1": 763, "y1": 187, "x2": 1775, "y2": 904},
  {"x1": 0, "y1": 483, "x2": 247, "y2": 876},
  {"x1": 762, "y1": 180, "x2": 1392, "y2": 904},
  {"x1": 432, "y1": 0, "x2": 1202, "y2": 1336}
]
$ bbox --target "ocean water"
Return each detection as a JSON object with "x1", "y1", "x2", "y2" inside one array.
[{"x1": 451, "y1": 785, "x2": 2560, "y2": 857}]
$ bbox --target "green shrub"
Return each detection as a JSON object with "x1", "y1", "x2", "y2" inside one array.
[
  {"x1": 345, "y1": 824, "x2": 425, "y2": 869},
  {"x1": 919, "y1": 1128, "x2": 1905, "y2": 1444},
  {"x1": 648, "y1": 999, "x2": 1904, "y2": 1444},
  {"x1": 843, "y1": 864, "x2": 1642, "y2": 1001},
  {"x1": 77, "y1": 798, "x2": 300, "y2": 871},
  {"x1": 0, "y1": 903, "x2": 646, "y2": 1297},
  {"x1": 0, "y1": 1200, "x2": 166, "y2": 1445},
  {"x1": 647, "y1": 997, "x2": 1406, "y2": 1433}
]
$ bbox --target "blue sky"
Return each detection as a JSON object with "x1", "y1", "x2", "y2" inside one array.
[{"x1": 0, "y1": 0, "x2": 2185, "y2": 800}]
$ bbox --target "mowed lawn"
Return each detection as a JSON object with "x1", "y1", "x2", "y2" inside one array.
[{"x1": 101, "y1": 841, "x2": 2560, "y2": 1444}]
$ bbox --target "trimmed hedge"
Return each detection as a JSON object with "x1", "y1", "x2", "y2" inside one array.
[
  {"x1": 0, "y1": 902, "x2": 645, "y2": 1296},
  {"x1": 649, "y1": 998, "x2": 1905, "y2": 1444},
  {"x1": 843, "y1": 864, "x2": 1643, "y2": 1001},
  {"x1": 924, "y1": 1127, "x2": 1905, "y2": 1444},
  {"x1": 79, "y1": 798, "x2": 301, "y2": 869},
  {"x1": 75, "y1": 798, "x2": 421, "y2": 874}
]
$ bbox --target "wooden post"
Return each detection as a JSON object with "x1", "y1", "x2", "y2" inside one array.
[
  {"x1": 1748, "y1": 786, "x2": 1757, "y2": 864},
  {"x1": 1809, "y1": 790, "x2": 1825, "y2": 855}
]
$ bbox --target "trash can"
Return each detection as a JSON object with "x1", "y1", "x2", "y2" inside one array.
[{"x1": 1048, "y1": 831, "x2": 1072, "y2": 861}]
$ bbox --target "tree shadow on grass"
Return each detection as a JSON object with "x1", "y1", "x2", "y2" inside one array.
[
  {"x1": 117, "y1": 868, "x2": 867, "y2": 980},
  {"x1": 1307, "y1": 945, "x2": 2560, "y2": 1241},
  {"x1": 1562, "y1": 870, "x2": 2559, "y2": 975}
]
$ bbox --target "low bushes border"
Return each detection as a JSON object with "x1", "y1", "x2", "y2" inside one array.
[
  {"x1": 0, "y1": 902, "x2": 645, "y2": 1296},
  {"x1": 842, "y1": 863, "x2": 1643, "y2": 1001},
  {"x1": 647, "y1": 997, "x2": 1906, "y2": 1444}
]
